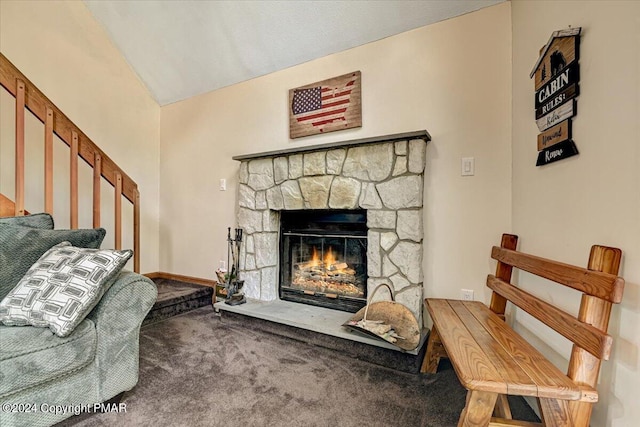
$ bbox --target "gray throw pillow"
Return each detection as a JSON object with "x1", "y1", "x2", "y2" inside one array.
[
  {"x1": 0, "y1": 213, "x2": 54, "y2": 229},
  {"x1": 0, "y1": 224, "x2": 106, "y2": 301},
  {"x1": 0, "y1": 242, "x2": 132, "y2": 337}
]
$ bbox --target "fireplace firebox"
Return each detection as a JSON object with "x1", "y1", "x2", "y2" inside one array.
[{"x1": 280, "y1": 210, "x2": 367, "y2": 312}]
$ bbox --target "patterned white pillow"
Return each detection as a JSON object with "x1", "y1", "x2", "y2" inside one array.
[{"x1": 0, "y1": 242, "x2": 132, "y2": 337}]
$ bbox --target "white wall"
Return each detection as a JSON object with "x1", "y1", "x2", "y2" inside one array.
[
  {"x1": 511, "y1": 1, "x2": 640, "y2": 425},
  {"x1": 0, "y1": 0, "x2": 161, "y2": 272},
  {"x1": 160, "y1": 3, "x2": 513, "y2": 303}
]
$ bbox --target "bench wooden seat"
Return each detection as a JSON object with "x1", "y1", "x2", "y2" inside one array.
[{"x1": 421, "y1": 234, "x2": 625, "y2": 427}]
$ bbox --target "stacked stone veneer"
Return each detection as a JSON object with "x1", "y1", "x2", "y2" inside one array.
[{"x1": 236, "y1": 138, "x2": 427, "y2": 322}]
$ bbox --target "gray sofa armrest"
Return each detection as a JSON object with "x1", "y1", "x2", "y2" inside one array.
[{"x1": 87, "y1": 271, "x2": 157, "y2": 401}]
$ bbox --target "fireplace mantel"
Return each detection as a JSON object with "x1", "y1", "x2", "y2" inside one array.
[
  {"x1": 232, "y1": 130, "x2": 431, "y2": 161},
  {"x1": 233, "y1": 130, "x2": 430, "y2": 323}
]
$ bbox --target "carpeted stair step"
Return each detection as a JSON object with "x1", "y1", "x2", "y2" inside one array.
[{"x1": 143, "y1": 279, "x2": 213, "y2": 326}]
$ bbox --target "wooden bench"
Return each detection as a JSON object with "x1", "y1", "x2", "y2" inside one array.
[{"x1": 421, "y1": 234, "x2": 625, "y2": 427}]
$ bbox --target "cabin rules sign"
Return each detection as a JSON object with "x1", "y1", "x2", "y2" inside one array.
[{"x1": 530, "y1": 27, "x2": 581, "y2": 166}]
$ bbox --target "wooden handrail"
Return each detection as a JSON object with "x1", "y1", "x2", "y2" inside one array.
[
  {"x1": 0, "y1": 54, "x2": 137, "y2": 203},
  {"x1": 0, "y1": 53, "x2": 141, "y2": 272}
]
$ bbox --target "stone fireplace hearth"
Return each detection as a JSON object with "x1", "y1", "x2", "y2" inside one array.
[{"x1": 233, "y1": 131, "x2": 430, "y2": 323}]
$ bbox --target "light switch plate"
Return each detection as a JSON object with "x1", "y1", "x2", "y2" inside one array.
[{"x1": 461, "y1": 157, "x2": 475, "y2": 176}]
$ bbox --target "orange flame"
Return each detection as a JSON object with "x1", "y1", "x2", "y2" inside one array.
[
  {"x1": 324, "y1": 246, "x2": 337, "y2": 266},
  {"x1": 308, "y1": 246, "x2": 339, "y2": 269},
  {"x1": 309, "y1": 246, "x2": 320, "y2": 268}
]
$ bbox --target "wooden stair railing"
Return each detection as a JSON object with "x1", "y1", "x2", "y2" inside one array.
[
  {"x1": 0, "y1": 193, "x2": 28, "y2": 218},
  {"x1": 0, "y1": 53, "x2": 140, "y2": 273}
]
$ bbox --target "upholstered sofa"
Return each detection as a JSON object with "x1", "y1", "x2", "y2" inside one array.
[{"x1": 0, "y1": 214, "x2": 157, "y2": 427}]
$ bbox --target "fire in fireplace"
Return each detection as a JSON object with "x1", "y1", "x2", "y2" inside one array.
[
  {"x1": 280, "y1": 210, "x2": 367, "y2": 312},
  {"x1": 292, "y1": 244, "x2": 364, "y2": 298}
]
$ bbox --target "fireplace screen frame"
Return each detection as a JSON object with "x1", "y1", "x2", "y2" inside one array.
[{"x1": 279, "y1": 209, "x2": 368, "y2": 312}]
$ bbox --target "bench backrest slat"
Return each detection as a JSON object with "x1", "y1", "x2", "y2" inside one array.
[
  {"x1": 488, "y1": 233, "x2": 625, "y2": 389},
  {"x1": 486, "y1": 275, "x2": 613, "y2": 360},
  {"x1": 491, "y1": 246, "x2": 624, "y2": 303}
]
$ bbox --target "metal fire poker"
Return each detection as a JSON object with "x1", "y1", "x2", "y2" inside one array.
[{"x1": 225, "y1": 227, "x2": 246, "y2": 305}]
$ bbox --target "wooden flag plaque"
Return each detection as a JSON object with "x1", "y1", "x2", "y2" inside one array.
[
  {"x1": 289, "y1": 71, "x2": 362, "y2": 139},
  {"x1": 531, "y1": 27, "x2": 581, "y2": 166}
]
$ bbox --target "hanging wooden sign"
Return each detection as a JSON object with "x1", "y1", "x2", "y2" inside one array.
[
  {"x1": 536, "y1": 99, "x2": 576, "y2": 132},
  {"x1": 534, "y1": 60, "x2": 579, "y2": 119},
  {"x1": 537, "y1": 119, "x2": 571, "y2": 151},
  {"x1": 535, "y1": 83, "x2": 579, "y2": 119},
  {"x1": 530, "y1": 27, "x2": 581, "y2": 166},
  {"x1": 532, "y1": 29, "x2": 580, "y2": 91},
  {"x1": 536, "y1": 139, "x2": 579, "y2": 166},
  {"x1": 535, "y1": 62, "x2": 579, "y2": 109}
]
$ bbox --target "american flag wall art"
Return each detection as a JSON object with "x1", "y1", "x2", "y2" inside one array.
[{"x1": 289, "y1": 71, "x2": 362, "y2": 139}]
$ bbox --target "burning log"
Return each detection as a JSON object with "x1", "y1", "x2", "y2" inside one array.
[
  {"x1": 291, "y1": 276, "x2": 365, "y2": 298},
  {"x1": 327, "y1": 262, "x2": 348, "y2": 271},
  {"x1": 296, "y1": 260, "x2": 319, "y2": 270},
  {"x1": 292, "y1": 248, "x2": 364, "y2": 298},
  {"x1": 296, "y1": 261, "x2": 349, "y2": 272}
]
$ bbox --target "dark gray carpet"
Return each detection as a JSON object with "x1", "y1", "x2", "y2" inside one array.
[{"x1": 64, "y1": 306, "x2": 539, "y2": 427}]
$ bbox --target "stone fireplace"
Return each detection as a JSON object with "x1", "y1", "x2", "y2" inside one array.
[{"x1": 234, "y1": 131, "x2": 430, "y2": 323}]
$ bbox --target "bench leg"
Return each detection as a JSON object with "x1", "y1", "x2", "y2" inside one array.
[
  {"x1": 567, "y1": 401, "x2": 593, "y2": 427},
  {"x1": 421, "y1": 325, "x2": 446, "y2": 373},
  {"x1": 493, "y1": 394, "x2": 512, "y2": 419},
  {"x1": 458, "y1": 390, "x2": 498, "y2": 427},
  {"x1": 538, "y1": 398, "x2": 573, "y2": 427}
]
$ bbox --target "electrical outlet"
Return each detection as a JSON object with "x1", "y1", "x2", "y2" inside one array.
[
  {"x1": 219, "y1": 260, "x2": 226, "y2": 270},
  {"x1": 219, "y1": 179, "x2": 227, "y2": 191},
  {"x1": 461, "y1": 289, "x2": 474, "y2": 301}
]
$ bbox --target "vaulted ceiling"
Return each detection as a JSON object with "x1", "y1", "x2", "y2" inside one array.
[{"x1": 84, "y1": 0, "x2": 504, "y2": 106}]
